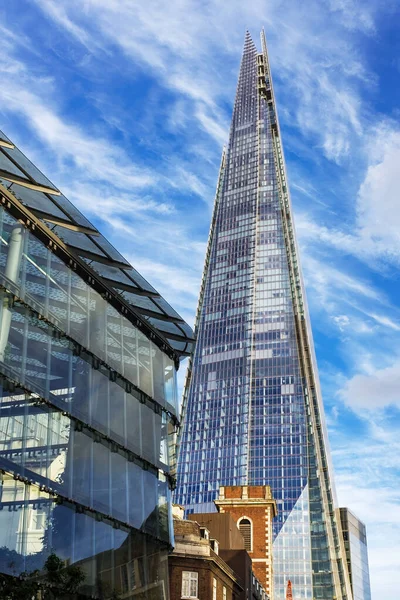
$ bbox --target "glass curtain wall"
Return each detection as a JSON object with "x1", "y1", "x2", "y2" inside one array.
[
  {"x1": 0, "y1": 205, "x2": 177, "y2": 598},
  {"x1": 176, "y1": 32, "x2": 259, "y2": 510},
  {"x1": 340, "y1": 509, "x2": 372, "y2": 600}
]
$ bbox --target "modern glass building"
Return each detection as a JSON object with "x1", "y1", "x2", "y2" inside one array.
[
  {"x1": 0, "y1": 129, "x2": 194, "y2": 597},
  {"x1": 175, "y1": 30, "x2": 360, "y2": 600},
  {"x1": 339, "y1": 509, "x2": 372, "y2": 600}
]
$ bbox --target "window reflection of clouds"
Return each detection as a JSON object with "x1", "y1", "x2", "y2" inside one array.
[
  {"x1": 176, "y1": 34, "x2": 341, "y2": 600},
  {"x1": 0, "y1": 203, "x2": 175, "y2": 596}
]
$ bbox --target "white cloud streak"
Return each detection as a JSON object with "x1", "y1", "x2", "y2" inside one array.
[
  {"x1": 1, "y1": 1, "x2": 399, "y2": 597},
  {"x1": 30, "y1": 0, "x2": 375, "y2": 162},
  {"x1": 341, "y1": 359, "x2": 400, "y2": 410}
]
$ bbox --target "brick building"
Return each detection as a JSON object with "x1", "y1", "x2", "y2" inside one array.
[
  {"x1": 214, "y1": 486, "x2": 277, "y2": 598},
  {"x1": 170, "y1": 508, "x2": 268, "y2": 600}
]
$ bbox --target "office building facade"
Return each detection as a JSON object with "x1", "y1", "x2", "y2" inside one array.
[
  {"x1": 176, "y1": 30, "x2": 358, "y2": 599},
  {"x1": 339, "y1": 509, "x2": 372, "y2": 600},
  {"x1": 0, "y1": 129, "x2": 194, "y2": 597}
]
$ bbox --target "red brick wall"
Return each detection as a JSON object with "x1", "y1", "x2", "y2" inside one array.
[
  {"x1": 217, "y1": 487, "x2": 275, "y2": 597},
  {"x1": 223, "y1": 485, "x2": 267, "y2": 500},
  {"x1": 169, "y1": 562, "x2": 211, "y2": 600},
  {"x1": 169, "y1": 557, "x2": 240, "y2": 600},
  {"x1": 224, "y1": 486, "x2": 244, "y2": 499},
  {"x1": 248, "y1": 486, "x2": 265, "y2": 498},
  {"x1": 221, "y1": 505, "x2": 266, "y2": 555}
]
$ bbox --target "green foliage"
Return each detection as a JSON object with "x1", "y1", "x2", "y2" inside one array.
[
  {"x1": 0, "y1": 553, "x2": 86, "y2": 600},
  {"x1": 0, "y1": 571, "x2": 40, "y2": 600}
]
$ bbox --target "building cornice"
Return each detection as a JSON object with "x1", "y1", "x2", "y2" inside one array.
[
  {"x1": 215, "y1": 498, "x2": 278, "y2": 519},
  {"x1": 170, "y1": 550, "x2": 244, "y2": 589}
]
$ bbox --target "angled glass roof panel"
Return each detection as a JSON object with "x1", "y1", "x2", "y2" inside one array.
[
  {"x1": 52, "y1": 227, "x2": 108, "y2": 257},
  {"x1": 0, "y1": 130, "x2": 13, "y2": 144},
  {"x1": 2, "y1": 146, "x2": 59, "y2": 190},
  {"x1": 153, "y1": 296, "x2": 184, "y2": 320},
  {"x1": 0, "y1": 174, "x2": 97, "y2": 233},
  {"x1": 49, "y1": 193, "x2": 98, "y2": 230},
  {"x1": 87, "y1": 233, "x2": 131, "y2": 267},
  {"x1": 91, "y1": 263, "x2": 139, "y2": 287},
  {"x1": 147, "y1": 319, "x2": 186, "y2": 335},
  {"x1": 124, "y1": 267, "x2": 158, "y2": 294},
  {"x1": 174, "y1": 321, "x2": 195, "y2": 337},
  {"x1": 0, "y1": 179, "x2": 71, "y2": 220},
  {"x1": 169, "y1": 340, "x2": 190, "y2": 352},
  {"x1": 0, "y1": 150, "x2": 29, "y2": 179},
  {"x1": 117, "y1": 290, "x2": 163, "y2": 313}
]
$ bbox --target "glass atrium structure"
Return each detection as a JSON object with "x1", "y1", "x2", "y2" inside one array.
[
  {"x1": 176, "y1": 30, "x2": 359, "y2": 600},
  {"x1": 340, "y1": 509, "x2": 372, "y2": 600},
  {"x1": 0, "y1": 129, "x2": 194, "y2": 597}
]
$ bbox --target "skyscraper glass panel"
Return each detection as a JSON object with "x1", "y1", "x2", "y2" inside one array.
[
  {"x1": 176, "y1": 30, "x2": 359, "y2": 600},
  {"x1": 340, "y1": 508, "x2": 372, "y2": 600}
]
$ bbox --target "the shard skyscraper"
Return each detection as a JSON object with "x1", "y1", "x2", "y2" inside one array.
[{"x1": 175, "y1": 30, "x2": 357, "y2": 600}]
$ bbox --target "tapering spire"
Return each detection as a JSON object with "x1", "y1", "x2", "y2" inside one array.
[
  {"x1": 176, "y1": 28, "x2": 357, "y2": 600},
  {"x1": 243, "y1": 29, "x2": 257, "y2": 51}
]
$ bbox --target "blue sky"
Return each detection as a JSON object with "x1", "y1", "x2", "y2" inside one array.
[{"x1": 0, "y1": 1, "x2": 399, "y2": 597}]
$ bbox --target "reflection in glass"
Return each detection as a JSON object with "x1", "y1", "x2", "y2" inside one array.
[
  {"x1": 0, "y1": 202, "x2": 179, "y2": 597},
  {"x1": 175, "y1": 32, "x2": 346, "y2": 600},
  {"x1": 0, "y1": 207, "x2": 178, "y2": 415},
  {"x1": 0, "y1": 476, "x2": 169, "y2": 598}
]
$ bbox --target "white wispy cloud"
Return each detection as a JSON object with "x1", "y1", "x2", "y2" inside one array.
[
  {"x1": 292, "y1": 116, "x2": 400, "y2": 278},
  {"x1": 365, "y1": 312, "x2": 400, "y2": 331},
  {"x1": 0, "y1": 75, "x2": 157, "y2": 190},
  {"x1": 327, "y1": 0, "x2": 376, "y2": 33},
  {"x1": 1, "y1": 1, "x2": 398, "y2": 597},
  {"x1": 340, "y1": 358, "x2": 400, "y2": 410},
  {"x1": 30, "y1": 0, "x2": 374, "y2": 164},
  {"x1": 357, "y1": 123, "x2": 400, "y2": 259},
  {"x1": 301, "y1": 254, "x2": 387, "y2": 311},
  {"x1": 331, "y1": 414, "x2": 400, "y2": 597}
]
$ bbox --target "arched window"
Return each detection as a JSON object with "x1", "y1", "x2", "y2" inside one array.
[{"x1": 238, "y1": 517, "x2": 253, "y2": 552}]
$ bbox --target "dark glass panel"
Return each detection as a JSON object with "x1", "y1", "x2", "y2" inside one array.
[
  {"x1": 127, "y1": 461, "x2": 144, "y2": 530},
  {"x1": 109, "y1": 383, "x2": 127, "y2": 447},
  {"x1": 90, "y1": 262, "x2": 138, "y2": 286},
  {"x1": 48, "y1": 193, "x2": 96, "y2": 229},
  {"x1": 2, "y1": 146, "x2": 57, "y2": 189},
  {"x1": 88, "y1": 233, "x2": 130, "y2": 267},
  {"x1": 120, "y1": 291, "x2": 162, "y2": 313},
  {"x1": 52, "y1": 226, "x2": 107, "y2": 257},
  {"x1": 141, "y1": 406, "x2": 156, "y2": 467},
  {"x1": 153, "y1": 296, "x2": 182, "y2": 320},
  {"x1": 111, "y1": 450, "x2": 128, "y2": 523},
  {"x1": 0, "y1": 150, "x2": 29, "y2": 179},
  {"x1": 125, "y1": 390, "x2": 142, "y2": 458}
]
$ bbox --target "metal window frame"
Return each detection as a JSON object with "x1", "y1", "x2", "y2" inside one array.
[{"x1": 0, "y1": 185, "x2": 183, "y2": 367}]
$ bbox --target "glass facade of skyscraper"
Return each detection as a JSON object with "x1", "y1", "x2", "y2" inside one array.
[
  {"x1": 0, "y1": 129, "x2": 194, "y2": 598},
  {"x1": 176, "y1": 31, "x2": 358, "y2": 600},
  {"x1": 340, "y1": 509, "x2": 372, "y2": 600}
]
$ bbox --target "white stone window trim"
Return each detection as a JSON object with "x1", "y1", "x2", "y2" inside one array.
[{"x1": 181, "y1": 571, "x2": 199, "y2": 599}]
